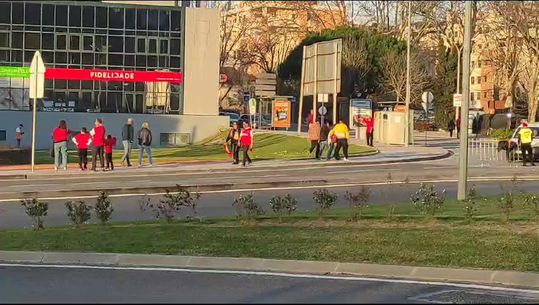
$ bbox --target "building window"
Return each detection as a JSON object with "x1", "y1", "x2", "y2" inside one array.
[
  {"x1": 24, "y1": 32, "x2": 40, "y2": 49},
  {"x1": 109, "y1": 8, "x2": 124, "y2": 29},
  {"x1": 471, "y1": 61, "x2": 475, "y2": 68},
  {"x1": 136, "y1": 38, "x2": 146, "y2": 53},
  {"x1": 171, "y1": 11, "x2": 181, "y2": 31},
  {"x1": 25, "y1": 3, "x2": 41, "y2": 25},
  {"x1": 56, "y1": 34, "x2": 67, "y2": 50},
  {"x1": 125, "y1": 37, "x2": 135, "y2": 53},
  {"x1": 477, "y1": 77, "x2": 481, "y2": 84},
  {"x1": 12, "y1": 3, "x2": 24, "y2": 24},
  {"x1": 82, "y1": 35, "x2": 93, "y2": 51},
  {"x1": 484, "y1": 76, "x2": 487, "y2": 82},
  {"x1": 108, "y1": 36, "x2": 123, "y2": 53},
  {"x1": 82, "y1": 6, "x2": 94, "y2": 27},
  {"x1": 55, "y1": 5, "x2": 68, "y2": 26},
  {"x1": 471, "y1": 76, "x2": 475, "y2": 85},
  {"x1": 42, "y1": 4, "x2": 54, "y2": 25},
  {"x1": 471, "y1": 92, "x2": 475, "y2": 101},
  {"x1": 148, "y1": 38, "x2": 157, "y2": 54},
  {"x1": 69, "y1": 6, "x2": 81, "y2": 27},
  {"x1": 483, "y1": 92, "x2": 487, "y2": 98},
  {"x1": 160, "y1": 39, "x2": 168, "y2": 54},
  {"x1": 137, "y1": 9, "x2": 147, "y2": 30},
  {"x1": 96, "y1": 7, "x2": 108, "y2": 28},
  {"x1": 126, "y1": 9, "x2": 135, "y2": 29},
  {"x1": 70, "y1": 35, "x2": 80, "y2": 51},
  {"x1": 148, "y1": 10, "x2": 158, "y2": 31},
  {"x1": 0, "y1": 2, "x2": 10, "y2": 24},
  {"x1": 0, "y1": 32, "x2": 9, "y2": 48},
  {"x1": 478, "y1": 60, "x2": 482, "y2": 68}
]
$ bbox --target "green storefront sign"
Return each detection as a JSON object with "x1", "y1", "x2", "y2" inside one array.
[{"x1": 0, "y1": 66, "x2": 30, "y2": 78}]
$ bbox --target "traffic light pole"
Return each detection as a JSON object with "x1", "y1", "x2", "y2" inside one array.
[{"x1": 457, "y1": 1, "x2": 473, "y2": 201}]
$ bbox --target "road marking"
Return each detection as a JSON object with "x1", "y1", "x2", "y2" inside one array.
[
  {"x1": 0, "y1": 263, "x2": 537, "y2": 295},
  {"x1": 1, "y1": 176, "x2": 538, "y2": 202}
]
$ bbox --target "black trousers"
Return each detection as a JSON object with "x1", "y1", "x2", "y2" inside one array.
[
  {"x1": 106, "y1": 152, "x2": 114, "y2": 170},
  {"x1": 309, "y1": 140, "x2": 320, "y2": 159},
  {"x1": 78, "y1": 148, "x2": 88, "y2": 169},
  {"x1": 521, "y1": 143, "x2": 535, "y2": 165},
  {"x1": 92, "y1": 146, "x2": 105, "y2": 170},
  {"x1": 231, "y1": 142, "x2": 240, "y2": 164},
  {"x1": 242, "y1": 146, "x2": 252, "y2": 166},
  {"x1": 449, "y1": 129, "x2": 454, "y2": 138},
  {"x1": 366, "y1": 131, "x2": 374, "y2": 147},
  {"x1": 334, "y1": 139, "x2": 349, "y2": 160}
]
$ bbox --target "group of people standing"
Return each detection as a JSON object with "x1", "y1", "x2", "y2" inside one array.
[
  {"x1": 225, "y1": 120, "x2": 254, "y2": 166},
  {"x1": 308, "y1": 118, "x2": 352, "y2": 161},
  {"x1": 51, "y1": 118, "x2": 154, "y2": 172}
]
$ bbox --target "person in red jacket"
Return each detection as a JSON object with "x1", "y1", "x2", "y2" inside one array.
[
  {"x1": 239, "y1": 121, "x2": 254, "y2": 167},
  {"x1": 104, "y1": 134, "x2": 117, "y2": 171},
  {"x1": 90, "y1": 118, "x2": 106, "y2": 172},
  {"x1": 361, "y1": 116, "x2": 375, "y2": 147},
  {"x1": 72, "y1": 127, "x2": 92, "y2": 171},
  {"x1": 52, "y1": 120, "x2": 71, "y2": 171}
]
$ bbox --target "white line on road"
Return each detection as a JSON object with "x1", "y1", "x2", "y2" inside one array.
[{"x1": 0, "y1": 263, "x2": 537, "y2": 295}]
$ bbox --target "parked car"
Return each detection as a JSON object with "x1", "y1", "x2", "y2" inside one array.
[
  {"x1": 219, "y1": 112, "x2": 240, "y2": 127},
  {"x1": 240, "y1": 114, "x2": 272, "y2": 128}
]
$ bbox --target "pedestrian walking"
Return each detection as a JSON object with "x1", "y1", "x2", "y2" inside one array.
[
  {"x1": 137, "y1": 122, "x2": 153, "y2": 167},
  {"x1": 318, "y1": 120, "x2": 331, "y2": 159},
  {"x1": 121, "y1": 118, "x2": 134, "y2": 167},
  {"x1": 52, "y1": 120, "x2": 71, "y2": 171},
  {"x1": 362, "y1": 116, "x2": 375, "y2": 147},
  {"x1": 329, "y1": 119, "x2": 350, "y2": 161},
  {"x1": 448, "y1": 119, "x2": 456, "y2": 138},
  {"x1": 104, "y1": 134, "x2": 117, "y2": 171},
  {"x1": 72, "y1": 127, "x2": 91, "y2": 171},
  {"x1": 519, "y1": 122, "x2": 535, "y2": 167},
  {"x1": 15, "y1": 123, "x2": 24, "y2": 148},
  {"x1": 90, "y1": 118, "x2": 106, "y2": 172},
  {"x1": 239, "y1": 121, "x2": 253, "y2": 167},
  {"x1": 456, "y1": 117, "x2": 461, "y2": 139},
  {"x1": 226, "y1": 122, "x2": 241, "y2": 164},
  {"x1": 307, "y1": 120, "x2": 321, "y2": 159}
]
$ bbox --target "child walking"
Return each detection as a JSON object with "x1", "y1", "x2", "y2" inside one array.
[
  {"x1": 104, "y1": 134, "x2": 117, "y2": 171},
  {"x1": 72, "y1": 127, "x2": 92, "y2": 171}
]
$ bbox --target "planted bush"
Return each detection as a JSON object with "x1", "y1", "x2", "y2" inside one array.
[
  {"x1": 313, "y1": 188, "x2": 338, "y2": 218},
  {"x1": 523, "y1": 193, "x2": 539, "y2": 221},
  {"x1": 268, "y1": 194, "x2": 298, "y2": 222},
  {"x1": 233, "y1": 193, "x2": 264, "y2": 223},
  {"x1": 95, "y1": 191, "x2": 114, "y2": 225},
  {"x1": 410, "y1": 183, "x2": 446, "y2": 217},
  {"x1": 152, "y1": 185, "x2": 201, "y2": 223},
  {"x1": 344, "y1": 186, "x2": 370, "y2": 221},
  {"x1": 65, "y1": 200, "x2": 91, "y2": 227},
  {"x1": 20, "y1": 198, "x2": 48, "y2": 230},
  {"x1": 463, "y1": 185, "x2": 480, "y2": 223}
]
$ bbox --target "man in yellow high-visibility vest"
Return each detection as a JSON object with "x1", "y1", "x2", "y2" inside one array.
[{"x1": 519, "y1": 122, "x2": 535, "y2": 166}]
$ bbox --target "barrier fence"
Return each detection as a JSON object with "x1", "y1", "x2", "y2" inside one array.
[{"x1": 468, "y1": 138, "x2": 520, "y2": 168}]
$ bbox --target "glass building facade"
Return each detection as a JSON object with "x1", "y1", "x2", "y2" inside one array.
[{"x1": 0, "y1": 1, "x2": 184, "y2": 114}]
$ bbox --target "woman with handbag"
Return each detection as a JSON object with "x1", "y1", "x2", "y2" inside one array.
[
  {"x1": 51, "y1": 120, "x2": 71, "y2": 171},
  {"x1": 225, "y1": 122, "x2": 241, "y2": 164}
]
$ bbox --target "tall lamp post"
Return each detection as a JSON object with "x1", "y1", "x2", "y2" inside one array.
[
  {"x1": 457, "y1": 1, "x2": 474, "y2": 201},
  {"x1": 404, "y1": 0, "x2": 412, "y2": 147}
]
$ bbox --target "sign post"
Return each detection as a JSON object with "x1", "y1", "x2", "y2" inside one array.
[
  {"x1": 421, "y1": 91, "x2": 434, "y2": 146},
  {"x1": 29, "y1": 51, "x2": 46, "y2": 172}
]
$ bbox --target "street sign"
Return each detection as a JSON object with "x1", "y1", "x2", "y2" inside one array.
[
  {"x1": 29, "y1": 51, "x2": 46, "y2": 99},
  {"x1": 255, "y1": 72, "x2": 276, "y2": 98},
  {"x1": 219, "y1": 73, "x2": 228, "y2": 83},
  {"x1": 0, "y1": 66, "x2": 30, "y2": 78},
  {"x1": 453, "y1": 93, "x2": 463, "y2": 107},
  {"x1": 248, "y1": 98, "x2": 257, "y2": 115},
  {"x1": 318, "y1": 105, "x2": 327, "y2": 116},
  {"x1": 243, "y1": 93, "x2": 250, "y2": 103},
  {"x1": 421, "y1": 91, "x2": 433, "y2": 112},
  {"x1": 317, "y1": 93, "x2": 329, "y2": 103}
]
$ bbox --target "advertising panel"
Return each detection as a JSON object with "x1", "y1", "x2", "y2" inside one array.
[
  {"x1": 45, "y1": 68, "x2": 183, "y2": 84},
  {"x1": 350, "y1": 99, "x2": 373, "y2": 127},
  {"x1": 272, "y1": 99, "x2": 291, "y2": 128}
]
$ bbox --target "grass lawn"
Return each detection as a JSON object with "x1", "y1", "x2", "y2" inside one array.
[
  {"x1": 33, "y1": 133, "x2": 375, "y2": 165},
  {"x1": 1, "y1": 195, "x2": 538, "y2": 272}
]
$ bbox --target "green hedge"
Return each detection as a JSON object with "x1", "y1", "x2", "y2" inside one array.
[{"x1": 489, "y1": 129, "x2": 513, "y2": 140}]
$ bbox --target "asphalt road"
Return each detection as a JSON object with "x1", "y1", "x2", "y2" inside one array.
[{"x1": 1, "y1": 265, "x2": 538, "y2": 303}]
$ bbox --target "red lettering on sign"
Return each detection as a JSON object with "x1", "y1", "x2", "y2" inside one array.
[{"x1": 45, "y1": 68, "x2": 182, "y2": 84}]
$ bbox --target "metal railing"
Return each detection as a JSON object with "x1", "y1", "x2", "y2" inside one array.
[{"x1": 468, "y1": 138, "x2": 520, "y2": 168}]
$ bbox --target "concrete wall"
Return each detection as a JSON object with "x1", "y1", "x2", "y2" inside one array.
[
  {"x1": 183, "y1": 8, "x2": 220, "y2": 116},
  {"x1": 0, "y1": 111, "x2": 228, "y2": 149}
]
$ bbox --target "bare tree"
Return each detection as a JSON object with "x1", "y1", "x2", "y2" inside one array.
[
  {"x1": 341, "y1": 34, "x2": 372, "y2": 97},
  {"x1": 495, "y1": 1, "x2": 539, "y2": 122},
  {"x1": 381, "y1": 51, "x2": 430, "y2": 104}
]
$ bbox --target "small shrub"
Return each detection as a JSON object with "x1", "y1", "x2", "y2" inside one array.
[
  {"x1": 489, "y1": 128, "x2": 513, "y2": 140},
  {"x1": 410, "y1": 183, "x2": 446, "y2": 217},
  {"x1": 138, "y1": 195, "x2": 152, "y2": 219},
  {"x1": 463, "y1": 185, "x2": 480, "y2": 223},
  {"x1": 498, "y1": 191, "x2": 515, "y2": 223},
  {"x1": 233, "y1": 193, "x2": 264, "y2": 223},
  {"x1": 95, "y1": 191, "x2": 114, "y2": 225},
  {"x1": 313, "y1": 188, "x2": 338, "y2": 218},
  {"x1": 344, "y1": 186, "x2": 370, "y2": 221},
  {"x1": 65, "y1": 200, "x2": 91, "y2": 227},
  {"x1": 268, "y1": 194, "x2": 297, "y2": 222},
  {"x1": 20, "y1": 198, "x2": 48, "y2": 230},
  {"x1": 523, "y1": 193, "x2": 539, "y2": 221},
  {"x1": 152, "y1": 185, "x2": 201, "y2": 223}
]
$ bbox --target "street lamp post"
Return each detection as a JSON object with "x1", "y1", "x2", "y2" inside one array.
[
  {"x1": 404, "y1": 0, "x2": 411, "y2": 147},
  {"x1": 457, "y1": 1, "x2": 473, "y2": 201}
]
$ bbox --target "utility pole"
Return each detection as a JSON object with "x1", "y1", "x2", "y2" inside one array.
[
  {"x1": 404, "y1": 0, "x2": 411, "y2": 147},
  {"x1": 457, "y1": 1, "x2": 473, "y2": 201}
]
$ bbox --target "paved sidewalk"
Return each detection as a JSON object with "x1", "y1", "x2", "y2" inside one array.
[
  {"x1": 0, "y1": 143, "x2": 449, "y2": 179},
  {"x1": 0, "y1": 250, "x2": 537, "y2": 290}
]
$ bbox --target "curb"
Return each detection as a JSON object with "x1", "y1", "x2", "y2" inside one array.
[{"x1": 0, "y1": 251, "x2": 537, "y2": 290}]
